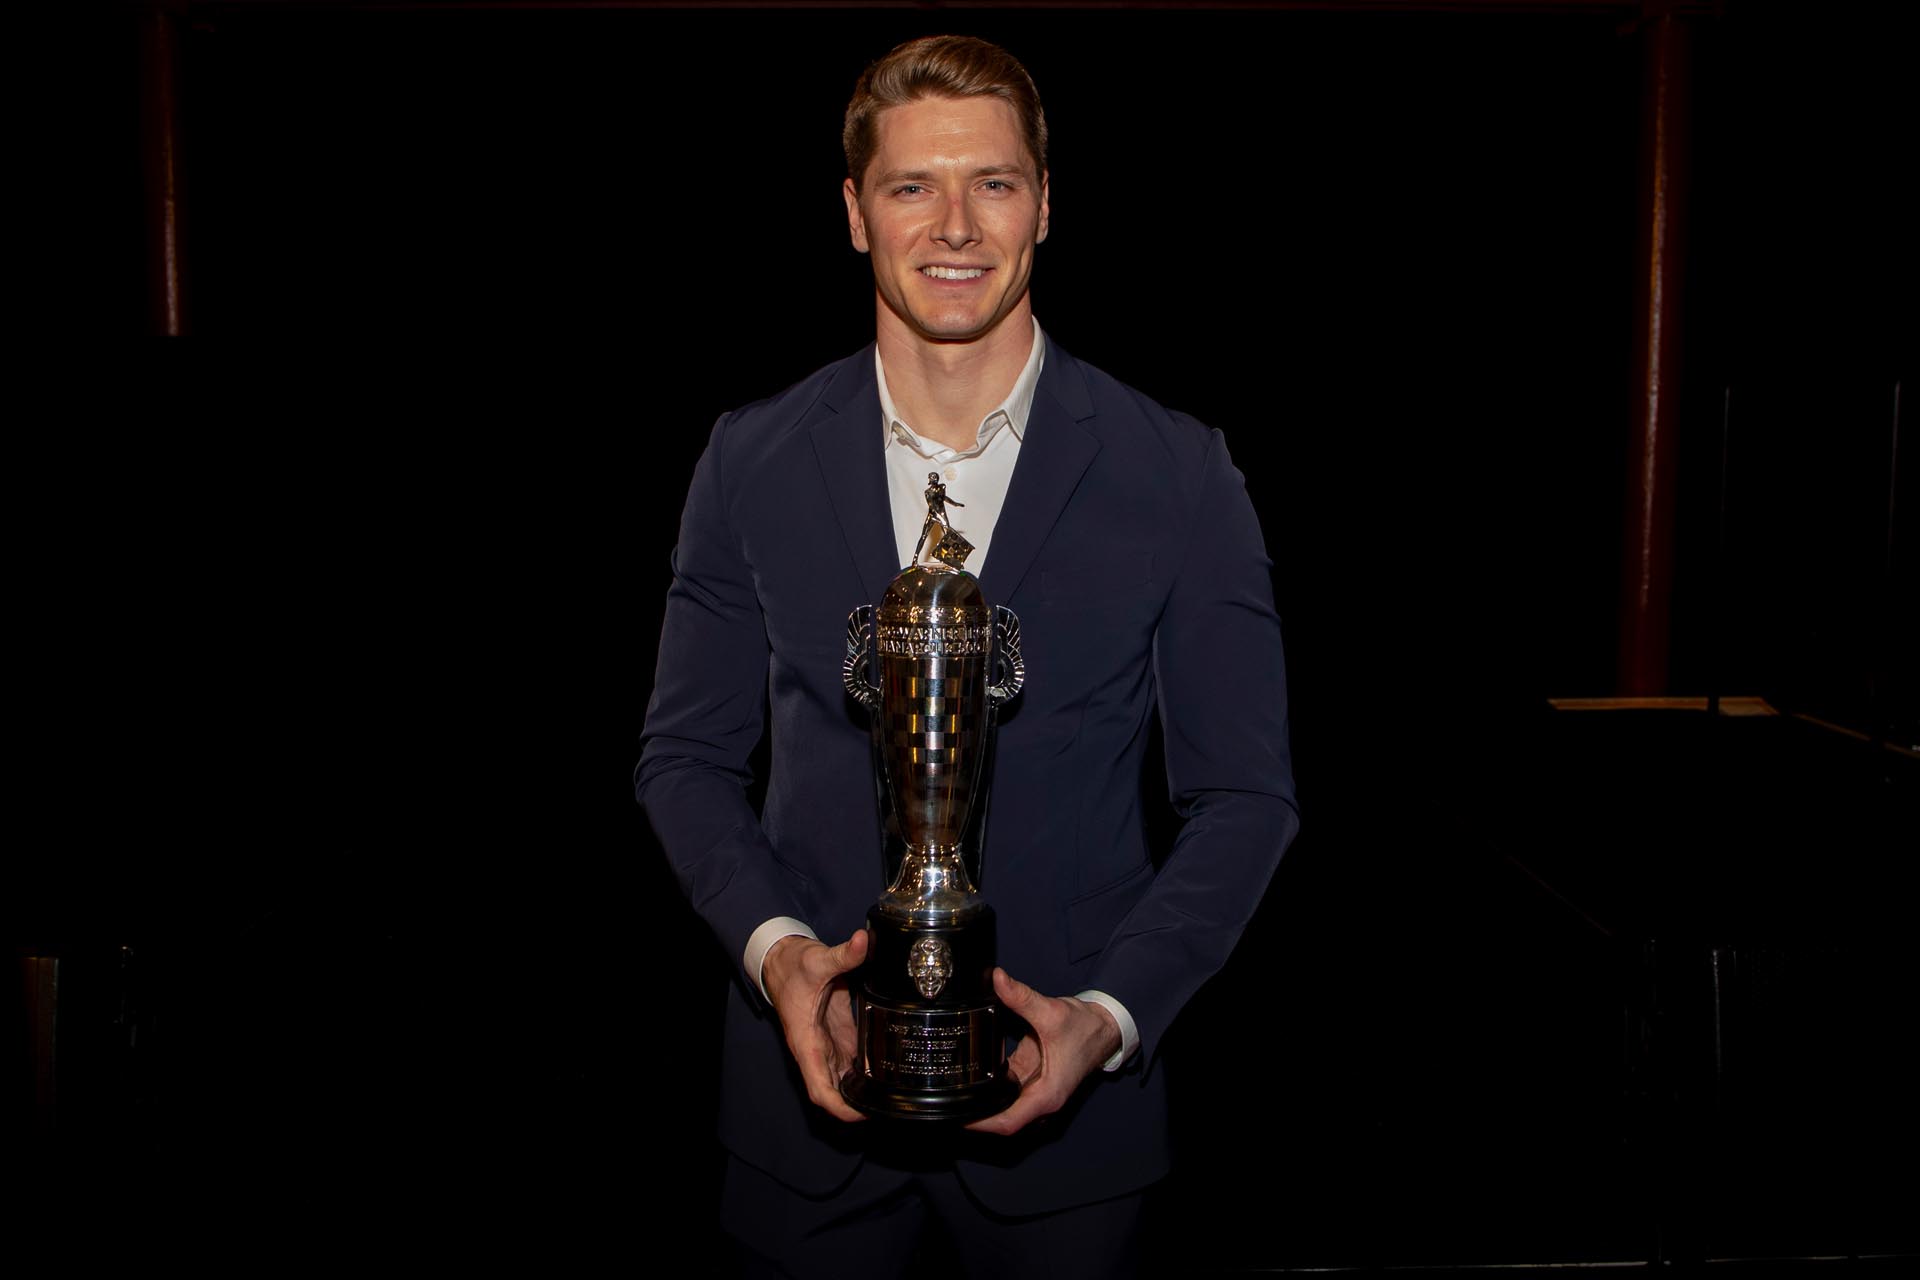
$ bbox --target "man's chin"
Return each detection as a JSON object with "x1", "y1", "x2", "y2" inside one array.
[
  {"x1": 890, "y1": 306, "x2": 1015, "y2": 346},
  {"x1": 919, "y1": 327, "x2": 994, "y2": 346}
]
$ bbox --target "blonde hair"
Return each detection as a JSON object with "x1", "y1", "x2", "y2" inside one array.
[{"x1": 843, "y1": 35, "x2": 1048, "y2": 192}]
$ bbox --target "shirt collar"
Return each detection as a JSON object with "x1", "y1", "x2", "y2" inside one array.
[{"x1": 876, "y1": 316, "x2": 1047, "y2": 460}]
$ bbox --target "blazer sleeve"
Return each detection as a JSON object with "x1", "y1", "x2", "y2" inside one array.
[
  {"x1": 635, "y1": 413, "x2": 807, "y2": 976},
  {"x1": 1084, "y1": 425, "x2": 1300, "y2": 1068}
]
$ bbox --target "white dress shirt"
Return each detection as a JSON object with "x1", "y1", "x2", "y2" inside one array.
[
  {"x1": 878, "y1": 322, "x2": 1040, "y2": 574},
  {"x1": 744, "y1": 319, "x2": 1140, "y2": 1072}
]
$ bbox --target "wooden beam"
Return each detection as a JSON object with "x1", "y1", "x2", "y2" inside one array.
[
  {"x1": 138, "y1": 4, "x2": 189, "y2": 336},
  {"x1": 1617, "y1": 1, "x2": 1692, "y2": 694}
]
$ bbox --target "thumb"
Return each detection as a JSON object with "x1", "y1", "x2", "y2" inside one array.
[
  {"x1": 825, "y1": 928, "x2": 869, "y2": 974},
  {"x1": 993, "y1": 967, "x2": 1040, "y2": 1014}
]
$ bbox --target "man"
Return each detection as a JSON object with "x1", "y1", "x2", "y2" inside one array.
[{"x1": 636, "y1": 35, "x2": 1297, "y2": 1277}]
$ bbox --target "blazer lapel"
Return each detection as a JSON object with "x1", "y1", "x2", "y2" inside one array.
[
  {"x1": 979, "y1": 345, "x2": 1101, "y2": 604},
  {"x1": 809, "y1": 349, "x2": 900, "y2": 604}
]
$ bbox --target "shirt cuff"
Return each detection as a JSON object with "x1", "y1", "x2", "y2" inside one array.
[
  {"x1": 744, "y1": 917, "x2": 819, "y2": 1003},
  {"x1": 1075, "y1": 989, "x2": 1141, "y2": 1072}
]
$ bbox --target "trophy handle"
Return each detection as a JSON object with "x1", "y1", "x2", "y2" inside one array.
[
  {"x1": 843, "y1": 605, "x2": 879, "y2": 709},
  {"x1": 987, "y1": 606, "x2": 1025, "y2": 706}
]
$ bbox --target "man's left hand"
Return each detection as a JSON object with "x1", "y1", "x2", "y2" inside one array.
[{"x1": 965, "y1": 968, "x2": 1123, "y2": 1137}]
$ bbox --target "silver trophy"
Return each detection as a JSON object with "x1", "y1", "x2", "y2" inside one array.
[{"x1": 839, "y1": 474, "x2": 1024, "y2": 1120}]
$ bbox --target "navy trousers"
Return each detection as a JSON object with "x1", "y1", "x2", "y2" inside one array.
[{"x1": 721, "y1": 1152, "x2": 1149, "y2": 1280}]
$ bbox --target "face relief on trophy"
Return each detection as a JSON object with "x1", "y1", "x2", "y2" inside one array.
[{"x1": 909, "y1": 935, "x2": 954, "y2": 999}]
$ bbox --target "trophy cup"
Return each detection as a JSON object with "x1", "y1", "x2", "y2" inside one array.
[{"x1": 839, "y1": 474, "x2": 1024, "y2": 1120}]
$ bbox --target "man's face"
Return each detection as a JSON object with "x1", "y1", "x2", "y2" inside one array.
[{"x1": 843, "y1": 95, "x2": 1050, "y2": 345}]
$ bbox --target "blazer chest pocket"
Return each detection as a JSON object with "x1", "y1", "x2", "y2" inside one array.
[{"x1": 1066, "y1": 861, "x2": 1155, "y2": 963}]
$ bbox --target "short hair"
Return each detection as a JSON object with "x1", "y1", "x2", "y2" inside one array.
[{"x1": 843, "y1": 35, "x2": 1048, "y2": 192}]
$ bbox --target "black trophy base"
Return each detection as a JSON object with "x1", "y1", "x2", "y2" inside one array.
[
  {"x1": 838, "y1": 910, "x2": 1019, "y2": 1122},
  {"x1": 840, "y1": 1057, "x2": 1019, "y2": 1122},
  {"x1": 839, "y1": 993, "x2": 1021, "y2": 1122}
]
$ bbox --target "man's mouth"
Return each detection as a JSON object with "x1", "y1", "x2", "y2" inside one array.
[{"x1": 919, "y1": 266, "x2": 987, "y2": 281}]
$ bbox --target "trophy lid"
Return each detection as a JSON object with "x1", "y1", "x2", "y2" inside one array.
[
  {"x1": 881, "y1": 561, "x2": 986, "y2": 608},
  {"x1": 877, "y1": 567, "x2": 992, "y2": 656}
]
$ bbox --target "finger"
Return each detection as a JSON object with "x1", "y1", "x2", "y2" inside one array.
[
  {"x1": 993, "y1": 967, "x2": 1047, "y2": 1016},
  {"x1": 830, "y1": 1021, "x2": 859, "y2": 1067},
  {"x1": 798, "y1": 1037, "x2": 866, "y2": 1123},
  {"x1": 783, "y1": 992, "x2": 866, "y2": 1124},
  {"x1": 992, "y1": 966, "x2": 1030, "y2": 1005},
  {"x1": 994, "y1": 967, "x2": 1066, "y2": 1035},
  {"x1": 964, "y1": 1083, "x2": 1054, "y2": 1137},
  {"x1": 1006, "y1": 1035, "x2": 1042, "y2": 1085},
  {"x1": 793, "y1": 945, "x2": 866, "y2": 1124},
  {"x1": 827, "y1": 988, "x2": 860, "y2": 1061},
  {"x1": 825, "y1": 982, "x2": 858, "y2": 1030},
  {"x1": 818, "y1": 928, "x2": 870, "y2": 977},
  {"x1": 968, "y1": 1033, "x2": 1057, "y2": 1136}
]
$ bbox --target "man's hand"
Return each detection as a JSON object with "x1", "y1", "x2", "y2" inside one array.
[
  {"x1": 762, "y1": 930, "x2": 869, "y2": 1123},
  {"x1": 966, "y1": 968, "x2": 1123, "y2": 1137}
]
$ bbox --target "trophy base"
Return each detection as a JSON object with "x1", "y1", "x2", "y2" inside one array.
[
  {"x1": 840, "y1": 1061, "x2": 1020, "y2": 1123},
  {"x1": 839, "y1": 968, "x2": 1021, "y2": 1122},
  {"x1": 841, "y1": 905, "x2": 1016, "y2": 1121}
]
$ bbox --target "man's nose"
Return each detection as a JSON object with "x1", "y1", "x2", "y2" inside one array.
[{"x1": 931, "y1": 195, "x2": 979, "y2": 248}]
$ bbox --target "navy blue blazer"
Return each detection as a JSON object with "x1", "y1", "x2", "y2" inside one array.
[{"x1": 636, "y1": 337, "x2": 1298, "y2": 1215}]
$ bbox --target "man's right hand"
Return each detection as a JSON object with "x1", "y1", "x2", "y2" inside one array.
[{"x1": 762, "y1": 930, "x2": 870, "y2": 1123}]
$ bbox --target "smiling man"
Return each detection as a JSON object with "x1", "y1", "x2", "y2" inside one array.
[
  {"x1": 848, "y1": 90, "x2": 1046, "y2": 348},
  {"x1": 637, "y1": 35, "x2": 1297, "y2": 1279}
]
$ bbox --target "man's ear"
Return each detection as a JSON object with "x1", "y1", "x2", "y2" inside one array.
[
  {"x1": 1035, "y1": 171, "x2": 1051, "y2": 245},
  {"x1": 844, "y1": 178, "x2": 871, "y2": 254}
]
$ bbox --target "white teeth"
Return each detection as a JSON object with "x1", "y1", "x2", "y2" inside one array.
[{"x1": 921, "y1": 266, "x2": 985, "y2": 280}]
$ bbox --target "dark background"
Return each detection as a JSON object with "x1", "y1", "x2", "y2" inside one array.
[{"x1": 19, "y1": 1, "x2": 1916, "y2": 1273}]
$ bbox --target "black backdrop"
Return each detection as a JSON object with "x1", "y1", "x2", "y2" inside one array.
[{"x1": 24, "y1": 2, "x2": 1917, "y2": 1272}]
